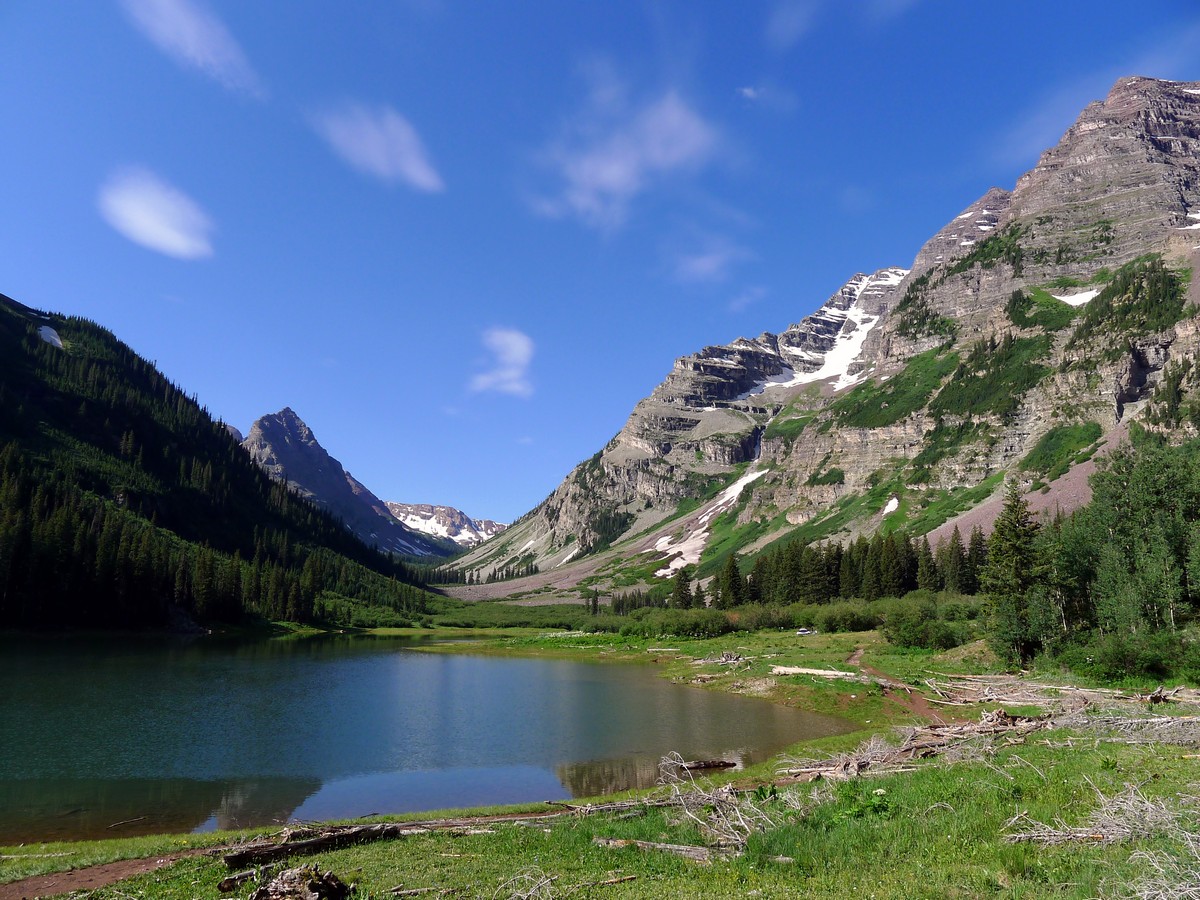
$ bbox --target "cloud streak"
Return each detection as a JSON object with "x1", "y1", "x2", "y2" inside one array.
[
  {"x1": 98, "y1": 167, "x2": 214, "y2": 259},
  {"x1": 672, "y1": 237, "x2": 751, "y2": 284},
  {"x1": 765, "y1": 1, "x2": 819, "y2": 51},
  {"x1": 470, "y1": 327, "x2": 534, "y2": 398},
  {"x1": 121, "y1": 0, "x2": 265, "y2": 97},
  {"x1": 310, "y1": 103, "x2": 445, "y2": 192},
  {"x1": 536, "y1": 81, "x2": 718, "y2": 229}
]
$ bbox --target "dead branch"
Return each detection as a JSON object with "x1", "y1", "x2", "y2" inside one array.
[
  {"x1": 1005, "y1": 782, "x2": 1183, "y2": 846},
  {"x1": 494, "y1": 867, "x2": 557, "y2": 900},
  {"x1": 655, "y1": 752, "x2": 777, "y2": 849},
  {"x1": 591, "y1": 837, "x2": 721, "y2": 863},
  {"x1": 224, "y1": 823, "x2": 424, "y2": 868},
  {"x1": 217, "y1": 868, "x2": 258, "y2": 892}
]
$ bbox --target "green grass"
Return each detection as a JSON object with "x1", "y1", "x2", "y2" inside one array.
[
  {"x1": 1007, "y1": 287, "x2": 1078, "y2": 331},
  {"x1": 831, "y1": 349, "x2": 960, "y2": 428},
  {"x1": 930, "y1": 334, "x2": 1052, "y2": 419},
  {"x1": 901, "y1": 472, "x2": 1005, "y2": 535},
  {"x1": 8, "y1": 629, "x2": 1200, "y2": 899},
  {"x1": 907, "y1": 420, "x2": 991, "y2": 483},
  {"x1": 1021, "y1": 422, "x2": 1103, "y2": 481},
  {"x1": 763, "y1": 412, "x2": 814, "y2": 442}
]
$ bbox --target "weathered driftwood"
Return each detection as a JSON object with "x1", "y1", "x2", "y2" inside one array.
[
  {"x1": 678, "y1": 758, "x2": 736, "y2": 770},
  {"x1": 591, "y1": 837, "x2": 721, "y2": 863},
  {"x1": 222, "y1": 799, "x2": 677, "y2": 869},
  {"x1": 224, "y1": 823, "x2": 422, "y2": 867},
  {"x1": 778, "y1": 709, "x2": 1049, "y2": 781}
]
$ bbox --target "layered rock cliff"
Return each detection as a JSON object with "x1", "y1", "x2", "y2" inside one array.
[{"x1": 453, "y1": 76, "x2": 1200, "y2": 594}]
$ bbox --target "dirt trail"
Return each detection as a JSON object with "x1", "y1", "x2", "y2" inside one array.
[
  {"x1": 846, "y1": 648, "x2": 945, "y2": 724},
  {"x1": 0, "y1": 807, "x2": 594, "y2": 899},
  {"x1": 0, "y1": 849, "x2": 207, "y2": 900}
]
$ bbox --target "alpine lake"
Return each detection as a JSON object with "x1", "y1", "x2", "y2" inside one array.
[{"x1": 0, "y1": 632, "x2": 853, "y2": 842}]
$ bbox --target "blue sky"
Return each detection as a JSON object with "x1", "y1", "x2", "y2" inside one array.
[{"x1": 3, "y1": 1, "x2": 1200, "y2": 523}]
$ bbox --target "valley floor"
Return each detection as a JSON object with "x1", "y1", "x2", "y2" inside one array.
[{"x1": 3, "y1": 629, "x2": 1198, "y2": 899}]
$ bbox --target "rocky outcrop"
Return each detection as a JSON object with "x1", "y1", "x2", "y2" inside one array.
[
  {"x1": 242, "y1": 408, "x2": 454, "y2": 558},
  {"x1": 452, "y1": 76, "x2": 1200, "y2": 590},
  {"x1": 384, "y1": 502, "x2": 506, "y2": 547}
]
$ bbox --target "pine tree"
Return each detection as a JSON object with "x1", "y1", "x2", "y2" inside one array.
[
  {"x1": 671, "y1": 566, "x2": 694, "y2": 609},
  {"x1": 983, "y1": 481, "x2": 1042, "y2": 664},
  {"x1": 717, "y1": 554, "x2": 747, "y2": 608},
  {"x1": 916, "y1": 536, "x2": 940, "y2": 591}
]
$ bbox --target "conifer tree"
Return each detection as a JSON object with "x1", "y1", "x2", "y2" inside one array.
[
  {"x1": 917, "y1": 536, "x2": 940, "y2": 591},
  {"x1": 671, "y1": 566, "x2": 694, "y2": 609},
  {"x1": 983, "y1": 481, "x2": 1042, "y2": 663}
]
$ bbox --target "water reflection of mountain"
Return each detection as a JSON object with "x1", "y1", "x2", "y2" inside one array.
[
  {"x1": 557, "y1": 751, "x2": 754, "y2": 798},
  {"x1": 0, "y1": 777, "x2": 320, "y2": 843}
]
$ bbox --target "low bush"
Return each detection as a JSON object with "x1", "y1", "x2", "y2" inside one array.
[{"x1": 618, "y1": 608, "x2": 734, "y2": 639}]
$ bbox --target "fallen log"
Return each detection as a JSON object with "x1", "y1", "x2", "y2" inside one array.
[
  {"x1": 591, "y1": 837, "x2": 722, "y2": 863},
  {"x1": 224, "y1": 823, "x2": 422, "y2": 868},
  {"x1": 679, "y1": 759, "x2": 736, "y2": 771}
]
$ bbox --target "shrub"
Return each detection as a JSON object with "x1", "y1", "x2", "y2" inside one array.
[
  {"x1": 814, "y1": 601, "x2": 879, "y2": 633},
  {"x1": 618, "y1": 608, "x2": 734, "y2": 639}
]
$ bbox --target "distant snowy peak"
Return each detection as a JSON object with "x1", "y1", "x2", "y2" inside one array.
[
  {"x1": 242, "y1": 408, "x2": 454, "y2": 558},
  {"x1": 650, "y1": 266, "x2": 908, "y2": 410},
  {"x1": 385, "y1": 502, "x2": 507, "y2": 547}
]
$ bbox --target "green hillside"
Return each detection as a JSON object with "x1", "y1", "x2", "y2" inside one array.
[{"x1": 0, "y1": 294, "x2": 437, "y2": 629}]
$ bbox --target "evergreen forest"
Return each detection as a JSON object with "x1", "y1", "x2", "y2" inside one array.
[{"x1": 0, "y1": 293, "x2": 438, "y2": 629}]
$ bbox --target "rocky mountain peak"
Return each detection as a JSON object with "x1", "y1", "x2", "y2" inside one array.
[
  {"x1": 451, "y1": 75, "x2": 1200, "y2": 597},
  {"x1": 385, "y1": 502, "x2": 507, "y2": 547},
  {"x1": 242, "y1": 409, "x2": 453, "y2": 558}
]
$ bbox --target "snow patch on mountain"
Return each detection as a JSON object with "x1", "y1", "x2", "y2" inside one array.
[
  {"x1": 38, "y1": 326, "x2": 63, "y2": 349},
  {"x1": 1054, "y1": 289, "x2": 1101, "y2": 306},
  {"x1": 386, "y1": 502, "x2": 507, "y2": 547},
  {"x1": 651, "y1": 468, "x2": 768, "y2": 577}
]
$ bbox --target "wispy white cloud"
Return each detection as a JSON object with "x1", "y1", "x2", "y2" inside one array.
[
  {"x1": 535, "y1": 74, "x2": 719, "y2": 230},
  {"x1": 120, "y1": 0, "x2": 265, "y2": 97},
  {"x1": 470, "y1": 327, "x2": 534, "y2": 398},
  {"x1": 735, "y1": 81, "x2": 799, "y2": 114},
  {"x1": 729, "y1": 286, "x2": 767, "y2": 313},
  {"x1": 765, "y1": 1, "x2": 819, "y2": 51},
  {"x1": 672, "y1": 236, "x2": 751, "y2": 284},
  {"x1": 310, "y1": 103, "x2": 445, "y2": 192},
  {"x1": 98, "y1": 167, "x2": 214, "y2": 259}
]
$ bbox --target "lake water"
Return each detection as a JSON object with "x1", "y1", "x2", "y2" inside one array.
[{"x1": 0, "y1": 633, "x2": 852, "y2": 842}]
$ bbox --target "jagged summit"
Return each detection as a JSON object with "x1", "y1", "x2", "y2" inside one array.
[
  {"x1": 450, "y1": 75, "x2": 1200, "y2": 599},
  {"x1": 385, "y1": 502, "x2": 506, "y2": 547},
  {"x1": 243, "y1": 409, "x2": 454, "y2": 558}
]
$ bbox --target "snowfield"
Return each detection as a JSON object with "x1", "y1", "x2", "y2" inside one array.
[
  {"x1": 651, "y1": 468, "x2": 768, "y2": 577},
  {"x1": 38, "y1": 326, "x2": 63, "y2": 349},
  {"x1": 1053, "y1": 289, "x2": 1101, "y2": 307}
]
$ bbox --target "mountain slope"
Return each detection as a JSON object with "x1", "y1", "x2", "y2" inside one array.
[
  {"x1": 0, "y1": 295, "x2": 436, "y2": 628},
  {"x1": 452, "y1": 75, "x2": 1200, "y2": 599},
  {"x1": 242, "y1": 409, "x2": 456, "y2": 558}
]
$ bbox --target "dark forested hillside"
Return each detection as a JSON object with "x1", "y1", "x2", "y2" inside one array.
[{"x1": 0, "y1": 293, "x2": 436, "y2": 629}]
